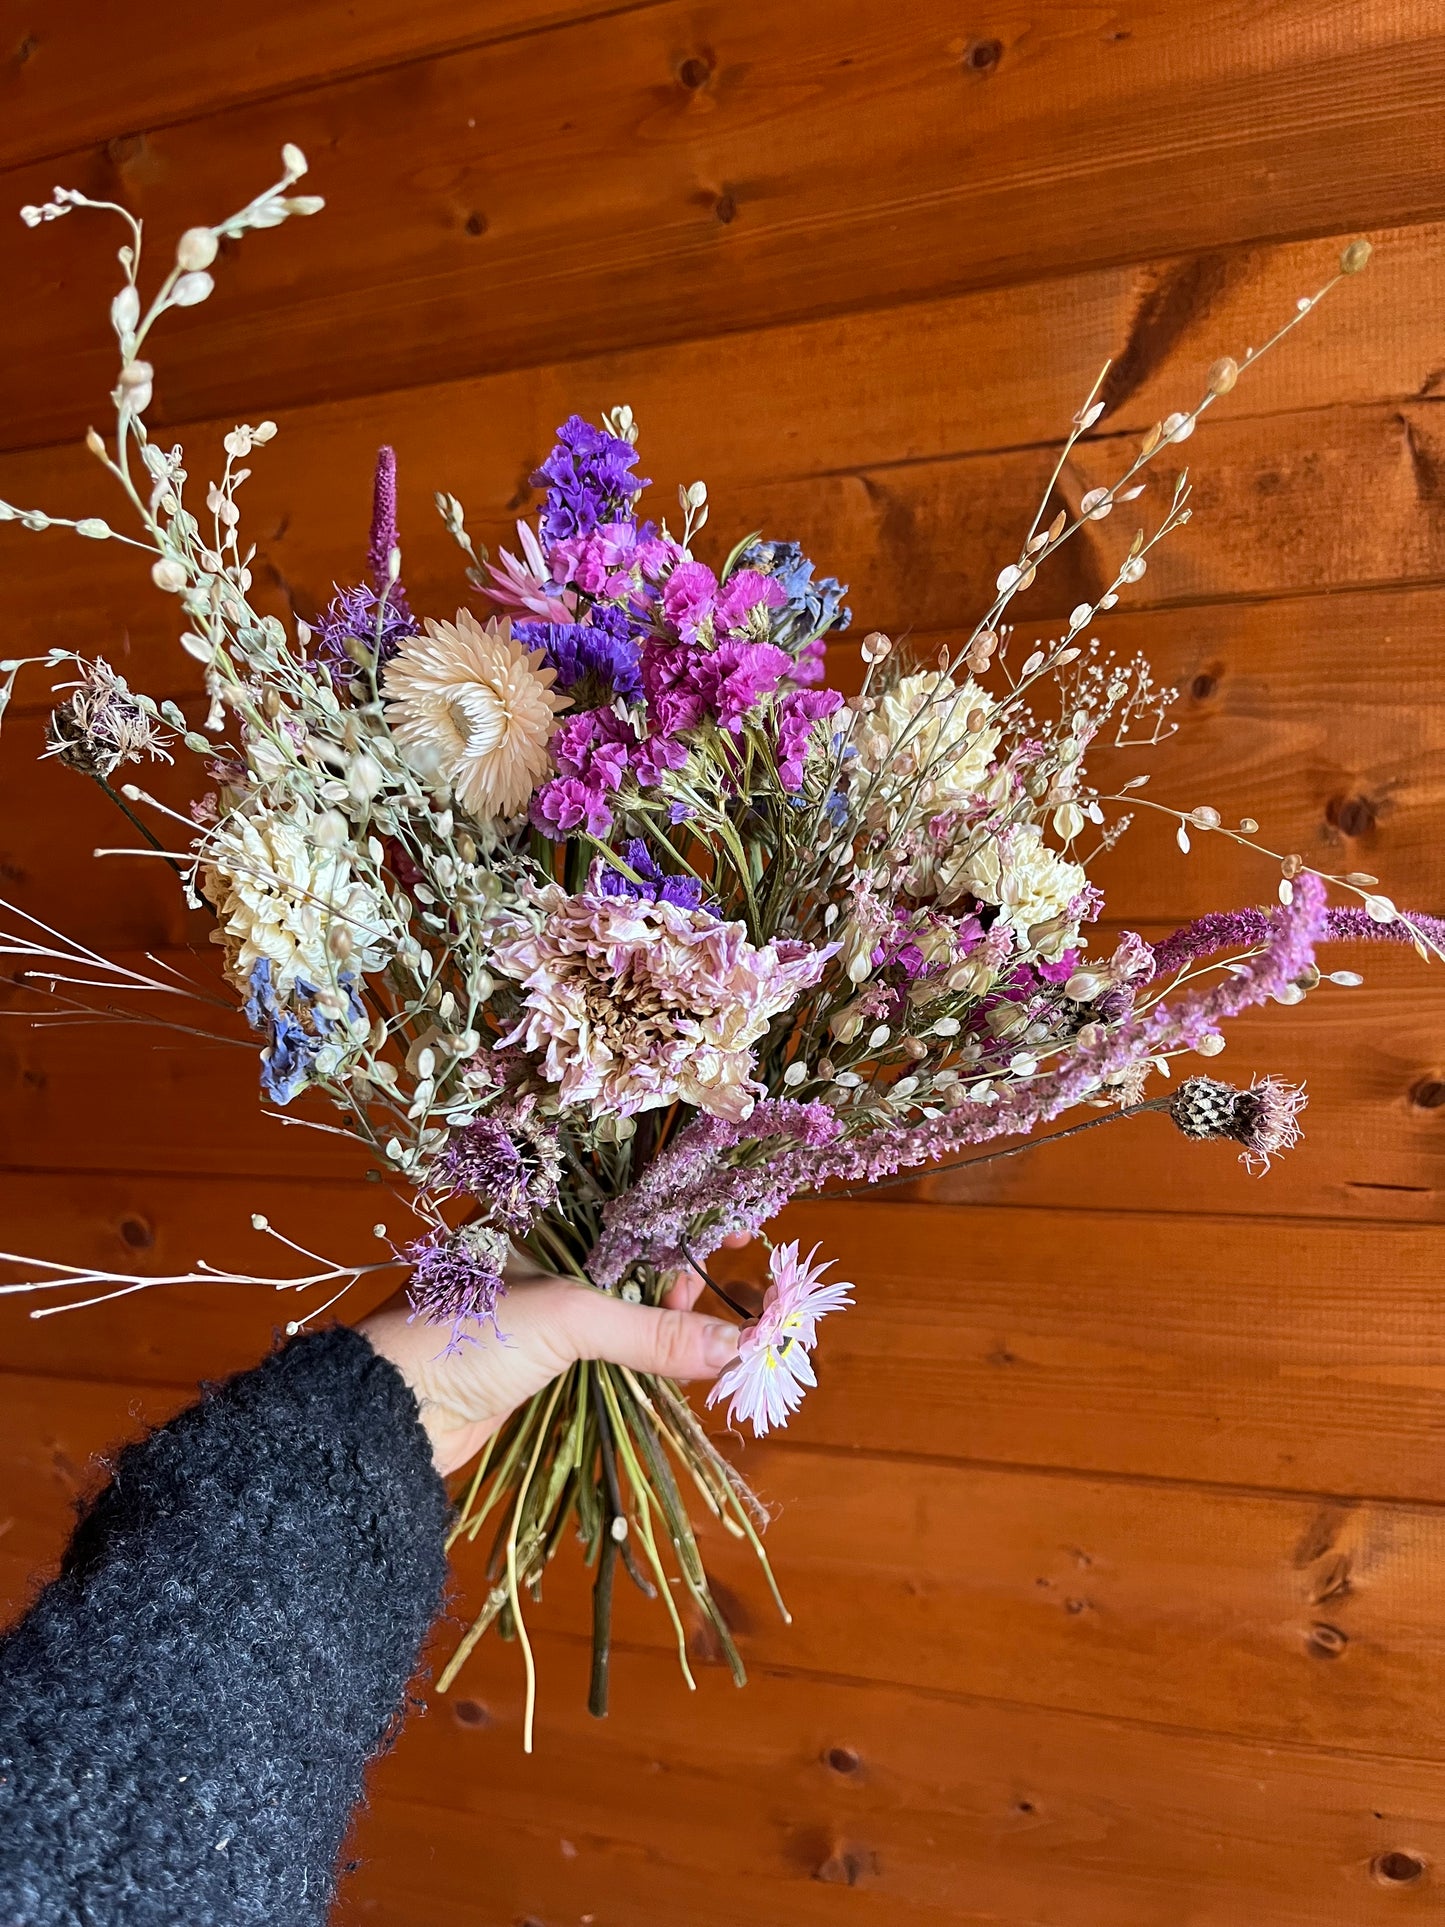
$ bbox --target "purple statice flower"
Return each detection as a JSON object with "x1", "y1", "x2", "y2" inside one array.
[
  {"x1": 243, "y1": 959, "x2": 365, "y2": 1107},
  {"x1": 774, "y1": 685, "x2": 843, "y2": 789},
  {"x1": 514, "y1": 604, "x2": 644, "y2": 706},
  {"x1": 532, "y1": 415, "x2": 648, "y2": 548},
  {"x1": 632, "y1": 729, "x2": 688, "y2": 787},
  {"x1": 707, "y1": 1240, "x2": 853, "y2": 1436},
  {"x1": 735, "y1": 537, "x2": 851, "y2": 650},
  {"x1": 598, "y1": 839, "x2": 713, "y2": 913},
  {"x1": 437, "y1": 1112, "x2": 562, "y2": 1234},
  {"x1": 548, "y1": 519, "x2": 681, "y2": 603},
  {"x1": 405, "y1": 1222, "x2": 510, "y2": 1353},
  {"x1": 533, "y1": 707, "x2": 635, "y2": 837},
  {"x1": 641, "y1": 641, "x2": 707, "y2": 736}
]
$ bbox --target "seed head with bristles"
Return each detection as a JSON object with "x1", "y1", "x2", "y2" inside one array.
[{"x1": 1167, "y1": 1074, "x2": 1307, "y2": 1172}]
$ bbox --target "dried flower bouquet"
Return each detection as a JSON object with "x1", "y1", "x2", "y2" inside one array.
[{"x1": 1, "y1": 155, "x2": 1438, "y2": 1748}]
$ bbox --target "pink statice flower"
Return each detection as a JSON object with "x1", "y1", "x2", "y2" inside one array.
[
  {"x1": 661, "y1": 559, "x2": 719, "y2": 643},
  {"x1": 491, "y1": 883, "x2": 832, "y2": 1121},
  {"x1": 714, "y1": 568, "x2": 786, "y2": 637},
  {"x1": 707, "y1": 1241, "x2": 853, "y2": 1436}
]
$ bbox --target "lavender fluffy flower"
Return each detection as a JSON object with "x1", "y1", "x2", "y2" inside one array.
[
  {"x1": 437, "y1": 1113, "x2": 562, "y2": 1234},
  {"x1": 532, "y1": 415, "x2": 648, "y2": 548},
  {"x1": 590, "y1": 1099, "x2": 842, "y2": 1284},
  {"x1": 514, "y1": 605, "x2": 644, "y2": 705},
  {"x1": 405, "y1": 1222, "x2": 510, "y2": 1352}
]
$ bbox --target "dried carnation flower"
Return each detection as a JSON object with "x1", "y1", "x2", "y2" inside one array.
[
  {"x1": 492, "y1": 882, "x2": 831, "y2": 1122},
  {"x1": 383, "y1": 609, "x2": 568, "y2": 821}
]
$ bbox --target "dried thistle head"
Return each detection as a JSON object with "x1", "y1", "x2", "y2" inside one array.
[
  {"x1": 46, "y1": 658, "x2": 174, "y2": 779},
  {"x1": 1167, "y1": 1074, "x2": 1306, "y2": 1171}
]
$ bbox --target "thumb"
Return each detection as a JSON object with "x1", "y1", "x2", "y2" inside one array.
[{"x1": 555, "y1": 1285, "x2": 739, "y2": 1381}]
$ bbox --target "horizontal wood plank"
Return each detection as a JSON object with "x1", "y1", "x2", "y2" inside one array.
[
  {"x1": 2, "y1": 4, "x2": 1444, "y2": 446},
  {"x1": 3, "y1": 395, "x2": 1444, "y2": 716},
  {"x1": 8, "y1": 1365, "x2": 1445, "y2": 1761},
  {"x1": 337, "y1": 1638, "x2": 1445, "y2": 1927},
  {"x1": 0, "y1": 3, "x2": 660, "y2": 174}
]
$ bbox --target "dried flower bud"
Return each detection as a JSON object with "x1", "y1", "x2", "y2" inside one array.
[
  {"x1": 860, "y1": 631, "x2": 892, "y2": 665},
  {"x1": 1281, "y1": 852, "x2": 1303, "y2": 879},
  {"x1": 170, "y1": 271, "x2": 215, "y2": 309},
  {"x1": 282, "y1": 142, "x2": 309, "y2": 178},
  {"x1": 1188, "y1": 806, "x2": 1221, "y2": 829},
  {"x1": 151, "y1": 558, "x2": 187, "y2": 593},
  {"x1": 1206, "y1": 356, "x2": 1239, "y2": 396},
  {"x1": 1340, "y1": 238, "x2": 1373, "y2": 275},
  {"x1": 1239, "y1": 817, "x2": 1259, "y2": 834},
  {"x1": 85, "y1": 427, "x2": 106, "y2": 458},
  {"x1": 328, "y1": 924, "x2": 354, "y2": 961},
  {"x1": 176, "y1": 227, "x2": 219, "y2": 272}
]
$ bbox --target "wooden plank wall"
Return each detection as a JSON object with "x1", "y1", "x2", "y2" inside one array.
[{"x1": 1, "y1": 4, "x2": 1443, "y2": 1920}]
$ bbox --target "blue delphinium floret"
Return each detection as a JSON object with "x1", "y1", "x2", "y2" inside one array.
[
  {"x1": 599, "y1": 839, "x2": 714, "y2": 914},
  {"x1": 244, "y1": 959, "x2": 365, "y2": 1106},
  {"x1": 513, "y1": 605, "x2": 644, "y2": 706}
]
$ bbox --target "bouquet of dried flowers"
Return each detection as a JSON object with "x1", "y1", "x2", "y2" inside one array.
[{"x1": 1, "y1": 154, "x2": 1439, "y2": 1747}]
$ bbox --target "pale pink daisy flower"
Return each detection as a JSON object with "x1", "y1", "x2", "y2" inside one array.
[
  {"x1": 707, "y1": 1241, "x2": 853, "y2": 1437},
  {"x1": 383, "y1": 609, "x2": 568, "y2": 821},
  {"x1": 484, "y1": 518, "x2": 578, "y2": 621}
]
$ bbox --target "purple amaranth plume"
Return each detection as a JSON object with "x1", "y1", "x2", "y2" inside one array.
[{"x1": 366, "y1": 443, "x2": 409, "y2": 612}]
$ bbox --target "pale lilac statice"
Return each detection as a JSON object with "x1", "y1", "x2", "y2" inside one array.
[
  {"x1": 492, "y1": 885, "x2": 832, "y2": 1122},
  {"x1": 707, "y1": 1241, "x2": 853, "y2": 1437}
]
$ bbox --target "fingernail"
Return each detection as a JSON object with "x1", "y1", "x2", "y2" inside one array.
[{"x1": 702, "y1": 1320, "x2": 739, "y2": 1369}]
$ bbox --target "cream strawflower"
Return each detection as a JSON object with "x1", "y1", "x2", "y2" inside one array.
[
  {"x1": 383, "y1": 609, "x2": 567, "y2": 821},
  {"x1": 201, "y1": 801, "x2": 390, "y2": 999}
]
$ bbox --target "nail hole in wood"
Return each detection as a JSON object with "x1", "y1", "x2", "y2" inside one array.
[
  {"x1": 1306, "y1": 1621, "x2": 1348, "y2": 1658},
  {"x1": 119, "y1": 1215, "x2": 154, "y2": 1251},
  {"x1": 464, "y1": 210, "x2": 488, "y2": 237},
  {"x1": 714, "y1": 190, "x2": 737, "y2": 225},
  {"x1": 964, "y1": 37, "x2": 1003, "y2": 73},
  {"x1": 679, "y1": 54, "x2": 713, "y2": 89},
  {"x1": 826, "y1": 1745, "x2": 860, "y2": 1774},
  {"x1": 1411, "y1": 1077, "x2": 1445, "y2": 1110},
  {"x1": 1372, "y1": 1850, "x2": 1427, "y2": 1887},
  {"x1": 1190, "y1": 671, "x2": 1218, "y2": 700},
  {"x1": 453, "y1": 1697, "x2": 490, "y2": 1727}
]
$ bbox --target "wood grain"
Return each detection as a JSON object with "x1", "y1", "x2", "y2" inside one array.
[
  {"x1": 4, "y1": 1175, "x2": 1445, "y2": 1510},
  {"x1": 337, "y1": 1639, "x2": 1445, "y2": 1927},
  {"x1": 1, "y1": 946, "x2": 1438, "y2": 1223},
  {"x1": 0, "y1": 3, "x2": 664, "y2": 173},
  {"x1": 2, "y1": 3, "x2": 1444, "y2": 447}
]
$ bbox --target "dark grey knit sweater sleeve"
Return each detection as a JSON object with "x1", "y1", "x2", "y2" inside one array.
[{"x1": 0, "y1": 1326, "x2": 449, "y2": 1927}]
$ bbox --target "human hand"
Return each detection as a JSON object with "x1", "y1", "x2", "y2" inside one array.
[{"x1": 359, "y1": 1243, "x2": 747, "y2": 1477}]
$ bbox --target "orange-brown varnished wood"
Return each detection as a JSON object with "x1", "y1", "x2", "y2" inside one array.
[{"x1": 1, "y1": 5, "x2": 1443, "y2": 1922}]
